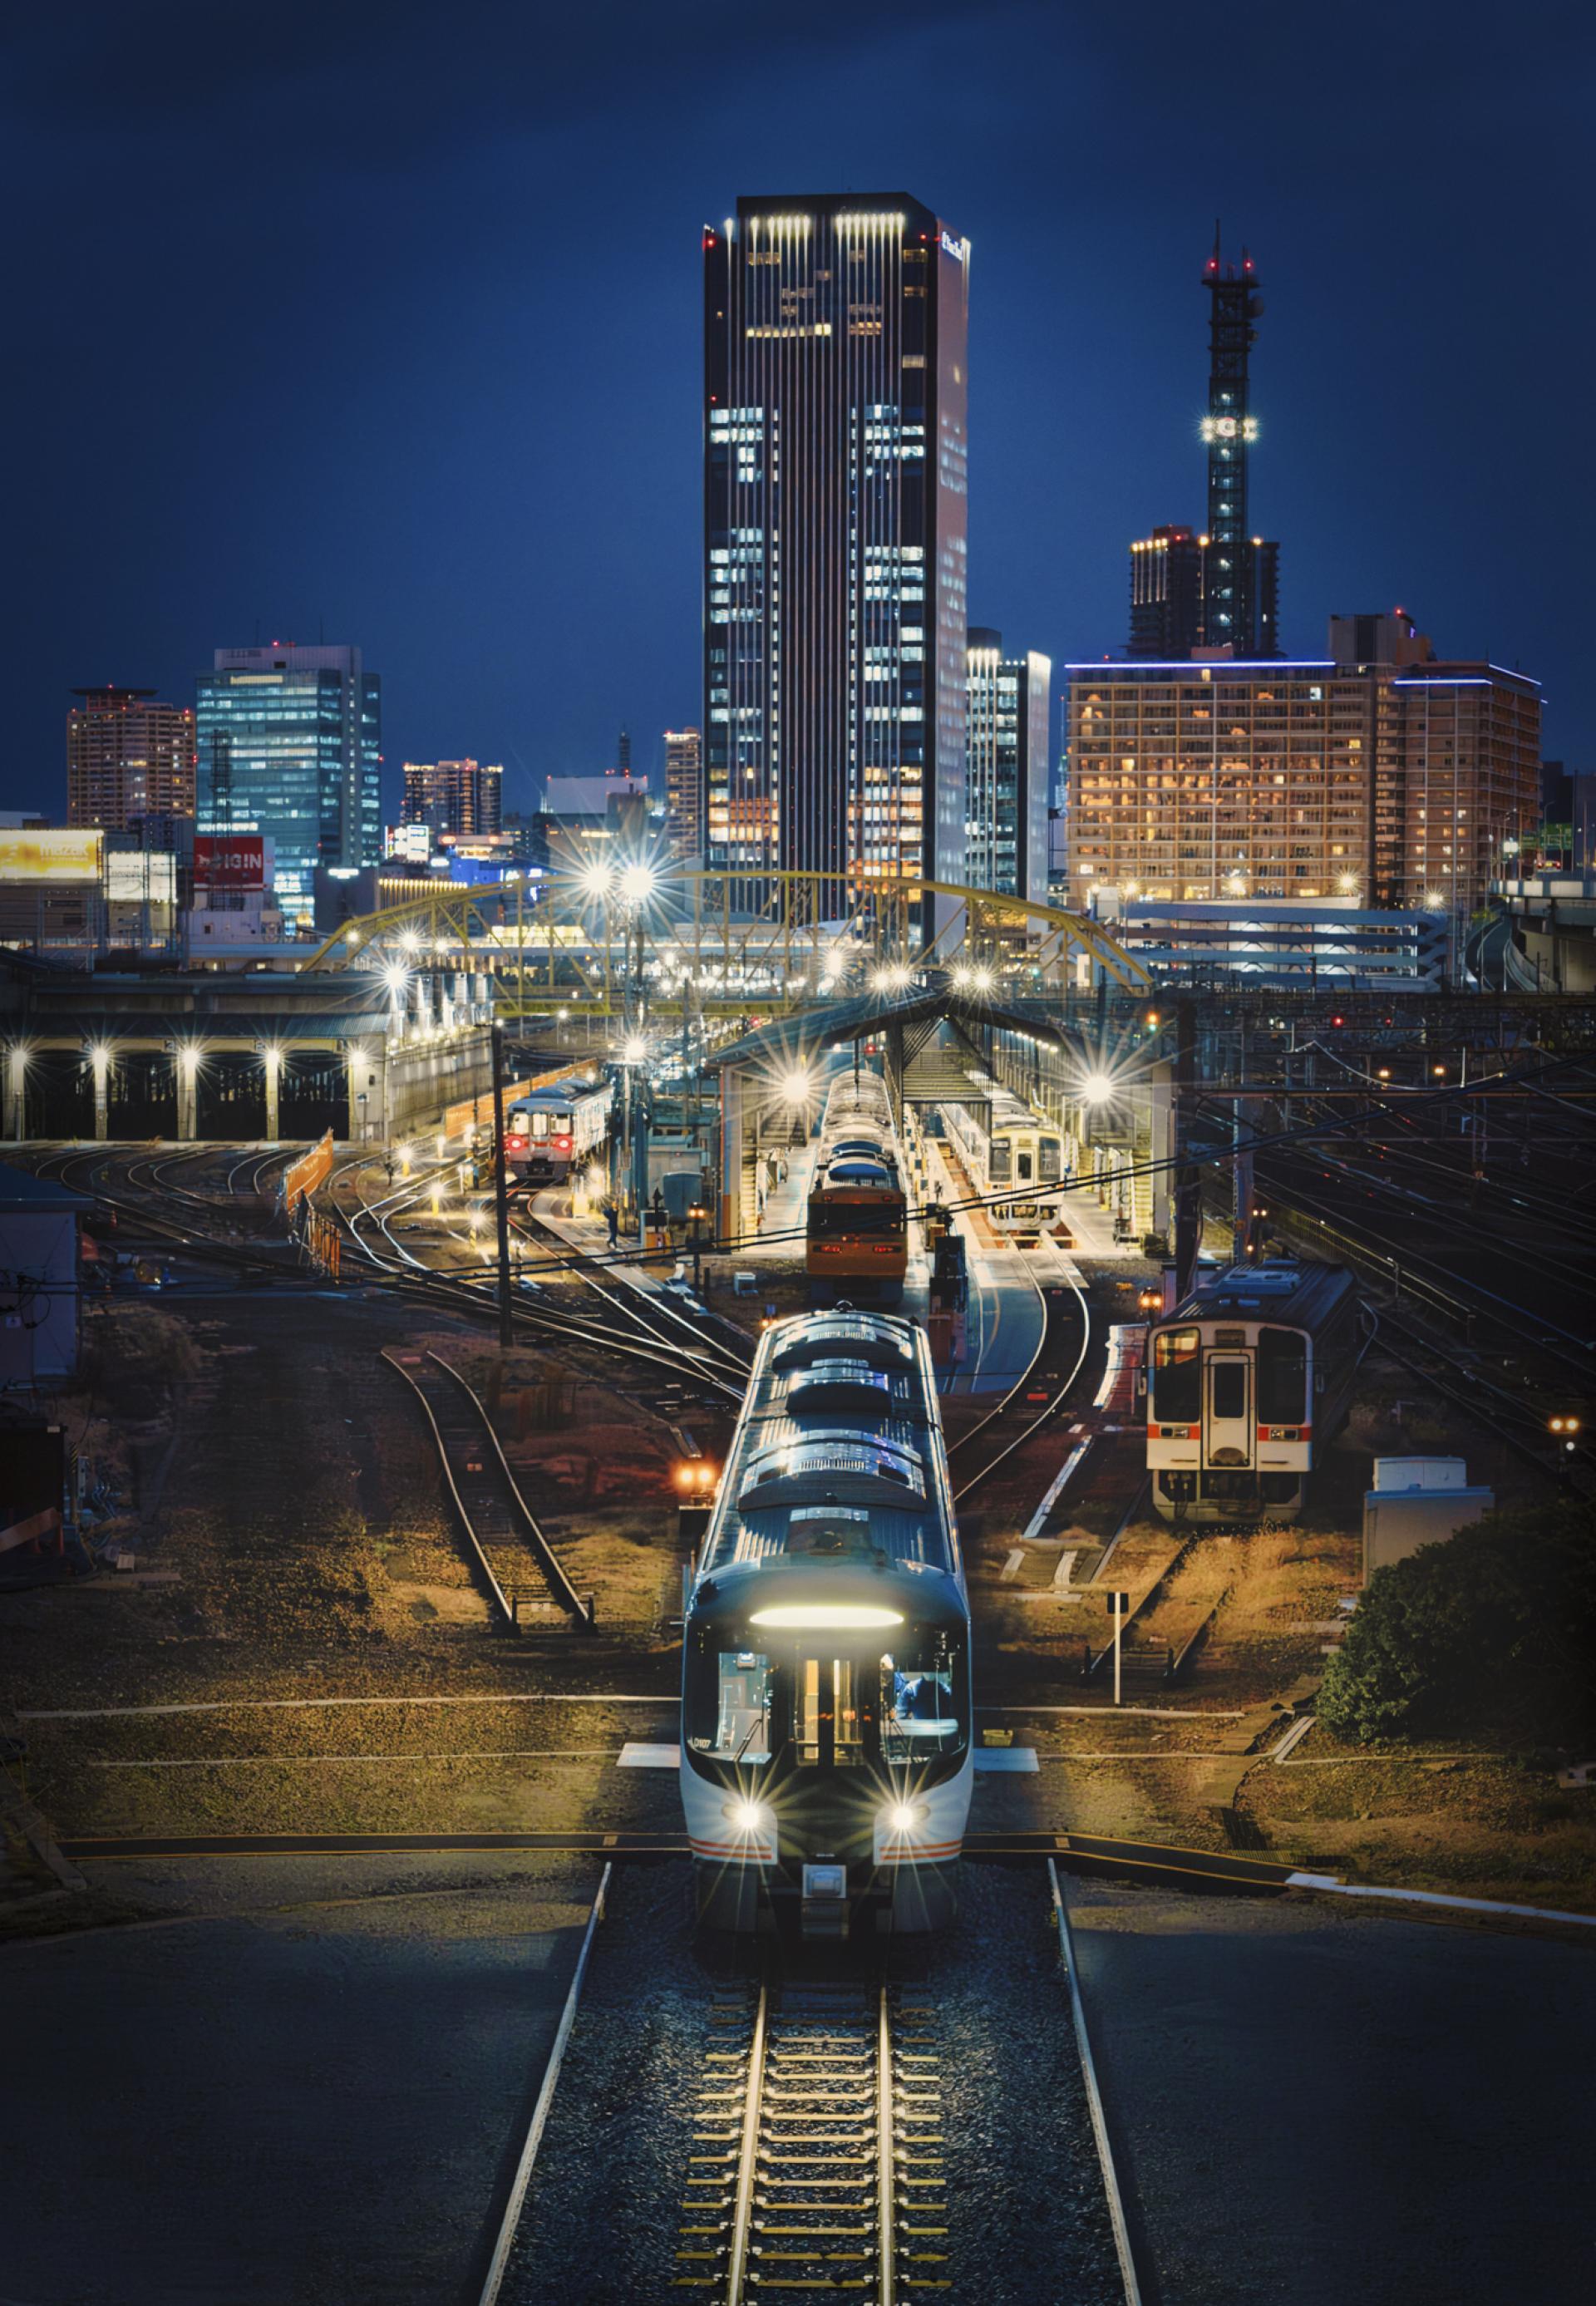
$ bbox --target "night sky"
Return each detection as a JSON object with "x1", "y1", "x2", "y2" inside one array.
[{"x1": 5, "y1": 0, "x2": 1590, "y2": 823}]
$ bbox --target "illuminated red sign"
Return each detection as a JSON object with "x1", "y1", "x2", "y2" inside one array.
[{"x1": 195, "y1": 836, "x2": 268, "y2": 889}]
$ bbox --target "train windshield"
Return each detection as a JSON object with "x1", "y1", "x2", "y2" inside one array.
[
  {"x1": 1151, "y1": 1327, "x2": 1202, "y2": 1422},
  {"x1": 810, "y1": 1200, "x2": 901, "y2": 1236},
  {"x1": 689, "y1": 1649, "x2": 773, "y2": 1765},
  {"x1": 1258, "y1": 1327, "x2": 1308, "y2": 1424},
  {"x1": 880, "y1": 1638, "x2": 962, "y2": 1761},
  {"x1": 687, "y1": 1624, "x2": 966, "y2": 1774}
]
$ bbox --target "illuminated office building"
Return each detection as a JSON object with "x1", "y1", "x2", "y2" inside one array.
[
  {"x1": 197, "y1": 643, "x2": 380, "y2": 917},
  {"x1": 703, "y1": 193, "x2": 970, "y2": 933},
  {"x1": 664, "y1": 728, "x2": 703, "y2": 860},
  {"x1": 66, "y1": 686, "x2": 195, "y2": 830},
  {"x1": 1066, "y1": 613, "x2": 1539, "y2": 921},
  {"x1": 964, "y1": 629, "x2": 1051, "y2": 901},
  {"x1": 401, "y1": 757, "x2": 502, "y2": 839}
]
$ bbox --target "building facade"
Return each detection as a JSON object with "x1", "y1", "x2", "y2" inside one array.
[
  {"x1": 664, "y1": 727, "x2": 704, "y2": 861},
  {"x1": 1065, "y1": 618, "x2": 1540, "y2": 927},
  {"x1": 197, "y1": 644, "x2": 380, "y2": 919},
  {"x1": 703, "y1": 194, "x2": 970, "y2": 933},
  {"x1": 67, "y1": 687, "x2": 195, "y2": 830},
  {"x1": 401, "y1": 758, "x2": 502, "y2": 840},
  {"x1": 964, "y1": 629, "x2": 1051, "y2": 902}
]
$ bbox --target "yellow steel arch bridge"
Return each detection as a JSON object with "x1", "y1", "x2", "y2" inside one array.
[{"x1": 300, "y1": 866, "x2": 1149, "y2": 1016}]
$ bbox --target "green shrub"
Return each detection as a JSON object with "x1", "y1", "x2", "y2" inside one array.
[{"x1": 1318, "y1": 1500, "x2": 1596, "y2": 1746}]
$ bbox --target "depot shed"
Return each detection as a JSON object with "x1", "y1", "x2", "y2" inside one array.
[
  {"x1": 1362, "y1": 1456, "x2": 1495, "y2": 1581},
  {"x1": 0, "y1": 1162, "x2": 90, "y2": 1387}
]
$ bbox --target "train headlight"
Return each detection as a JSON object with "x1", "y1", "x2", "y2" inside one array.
[
  {"x1": 883, "y1": 1801, "x2": 926, "y2": 1835},
  {"x1": 722, "y1": 1800, "x2": 770, "y2": 1835}
]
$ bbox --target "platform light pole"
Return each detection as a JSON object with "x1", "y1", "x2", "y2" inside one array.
[{"x1": 490, "y1": 1016, "x2": 514, "y2": 1349}]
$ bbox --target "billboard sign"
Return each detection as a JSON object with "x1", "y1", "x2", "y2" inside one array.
[
  {"x1": 0, "y1": 830, "x2": 103, "y2": 884},
  {"x1": 195, "y1": 835, "x2": 268, "y2": 890},
  {"x1": 106, "y1": 853, "x2": 177, "y2": 904}
]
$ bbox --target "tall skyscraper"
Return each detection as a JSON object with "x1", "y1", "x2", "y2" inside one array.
[
  {"x1": 1126, "y1": 234, "x2": 1279, "y2": 659},
  {"x1": 66, "y1": 686, "x2": 195, "y2": 830},
  {"x1": 401, "y1": 758, "x2": 502, "y2": 839},
  {"x1": 197, "y1": 643, "x2": 380, "y2": 916},
  {"x1": 703, "y1": 194, "x2": 970, "y2": 934},
  {"x1": 965, "y1": 630, "x2": 1051, "y2": 902},
  {"x1": 664, "y1": 728, "x2": 704, "y2": 861}
]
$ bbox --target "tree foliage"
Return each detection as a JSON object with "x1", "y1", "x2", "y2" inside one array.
[{"x1": 1318, "y1": 1500, "x2": 1596, "y2": 1746}]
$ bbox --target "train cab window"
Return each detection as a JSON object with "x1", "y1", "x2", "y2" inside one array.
[
  {"x1": 1038, "y1": 1137, "x2": 1062, "y2": 1183},
  {"x1": 880, "y1": 1641, "x2": 963, "y2": 1762},
  {"x1": 689, "y1": 1650, "x2": 772, "y2": 1765},
  {"x1": 1210, "y1": 1360, "x2": 1248, "y2": 1422},
  {"x1": 990, "y1": 1138, "x2": 1012, "y2": 1182},
  {"x1": 1150, "y1": 1328, "x2": 1201, "y2": 1422},
  {"x1": 1258, "y1": 1327, "x2": 1308, "y2": 1425},
  {"x1": 1017, "y1": 1148, "x2": 1034, "y2": 1182}
]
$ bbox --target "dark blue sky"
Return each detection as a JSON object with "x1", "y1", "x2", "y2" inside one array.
[{"x1": 4, "y1": 0, "x2": 1589, "y2": 821}]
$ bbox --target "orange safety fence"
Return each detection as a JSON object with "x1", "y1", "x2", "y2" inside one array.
[{"x1": 283, "y1": 1128, "x2": 336, "y2": 1212}]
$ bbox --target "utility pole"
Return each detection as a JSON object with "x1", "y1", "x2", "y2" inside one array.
[
  {"x1": 490, "y1": 1017, "x2": 514, "y2": 1350},
  {"x1": 1173, "y1": 998, "x2": 1201, "y2": 1302},
  {"x1": 1231, "y1": 1098, "x2": 1254, "y2": 1264}
]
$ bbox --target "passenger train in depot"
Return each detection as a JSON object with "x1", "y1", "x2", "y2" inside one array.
[
  {"x1": 502, "y1": 1077, "x2": 611, "y2": 1185},
  {"x1": 805, "y1": 1069, "x2": 909, "y2": 1305},
  {"x1": 680, "y1": 1307, "x2": 972, "y2": 1938},
  {"x1": 938, "y1": 1072, "x2": 1066, "y2": 1246},
  {"x1": 1143, "y1": 1258, "x2": 1359, "y2": 1525}
]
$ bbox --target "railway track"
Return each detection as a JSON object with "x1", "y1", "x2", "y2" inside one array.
[
  {"x1": 949, "y1": 1260, "x2": 1093, "y2": 1505},
  {"x1": 380, "y1": 1347, "x2": 594, "y2": 1628},
  {"x1": 679, "y1": 1978, "x2": 943, "y2": 2304}
]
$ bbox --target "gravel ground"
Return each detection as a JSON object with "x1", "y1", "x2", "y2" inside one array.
[
  {"x1": 0, "y1": 1854, "x2": 598, "y2": 2306},
  {"x1": 1066, "y1": 1877, "x2": 1596, "y2": 2305},
  {"x1": 501, "y1": 1859, "x2": 1121, "y2": 2306}
]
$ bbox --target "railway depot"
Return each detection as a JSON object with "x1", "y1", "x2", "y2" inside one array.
[{"x1": 2, "y1": 881, "x2": 1594, "y2": 2306}]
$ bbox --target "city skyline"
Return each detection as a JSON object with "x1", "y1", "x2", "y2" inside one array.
[{"x1": 2, "y1": 2, "x2": 1585, "y2": 827}]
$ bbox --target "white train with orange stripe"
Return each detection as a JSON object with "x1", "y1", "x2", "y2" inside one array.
[{"x1": 680, "y1": 1308, "x2": 971, "y2": 1937}]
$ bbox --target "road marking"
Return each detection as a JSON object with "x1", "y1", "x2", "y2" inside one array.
[
  {"x1": 618, "y1": 1742, "x2": 682, "y2": 1768},
  {"x1": 84, "y1": 1750, "x2": 623, "y2": 1769},
  {"x1": 18, "y1": 1693, "x2": 680, "y2": 1722}
]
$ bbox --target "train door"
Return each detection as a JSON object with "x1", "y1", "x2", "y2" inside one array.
[{"x1": 1205, "y1": 1353, "x2": 1254, "y2": 1465}]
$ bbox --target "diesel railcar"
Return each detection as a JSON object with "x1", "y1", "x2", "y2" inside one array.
[
  {"x1": 1144, "y1": 1259, "x2": 1359, "y2": 1524},
  {"x1": 503, "y1": 1079, "x2": 610, "y2": 1183},
  {"x1": 938, "y1": 1074, "x2": 1065, "y2": 1244},
  {"x1": 680, "y1": 1308, "x2": 972, "y2": 1938},
  {"x1": 806, "y1": 1069, "x2": 908, "y2": 1304}
]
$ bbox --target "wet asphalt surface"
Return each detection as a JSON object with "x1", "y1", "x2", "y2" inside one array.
[
  {"x1": 500, "y1": 1858, "x2": 1121, "y2": 2306},
  {"x1": 1066, "y1": 1878, "x2": 1596, "y2": 2305},
  {"x1": 0, "y1": 1855, "x2": 597, "y2": 2306}
]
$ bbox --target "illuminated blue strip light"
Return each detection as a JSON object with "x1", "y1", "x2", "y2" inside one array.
[
  {"x1": 1392, "y1": 678, "x2": 1495, "y2": 687},
  {"x1": 1064, "y1": 659, "x2": 1334, "y2": 671}
]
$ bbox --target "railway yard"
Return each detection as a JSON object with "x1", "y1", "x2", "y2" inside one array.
[{"x1": 3, "y1": 1024, "x2": 1595, "y2": 2306}]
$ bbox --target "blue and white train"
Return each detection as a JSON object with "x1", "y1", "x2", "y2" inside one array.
[{"x1": 680, "y1": 1308, "x2": 973, "y2": 1938}]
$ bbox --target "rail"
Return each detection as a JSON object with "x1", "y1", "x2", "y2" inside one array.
[
  {"x1": 475, "y1": 1863, "x2": 612, "y2": 2306},
  {"x1": 380, "y1": 1347, "x2": 594, "y2": 1628},
  {"x1": 1048, "y1": 1860, "x2": 1144, "y2": 2306}
]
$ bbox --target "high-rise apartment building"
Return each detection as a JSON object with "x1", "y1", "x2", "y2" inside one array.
[
  {"x1": 197, "y1": 643, "x2": 380, "y2": 916},
  {"x1": 401, "y1": 758, "x2": 502, "y2": 840},
  {"x1": 704, "y1": 194, "x2": 970, "y2": 933},
  {"x1": 1065, "y1": 614, "x2": 1539, "y2": 919},
  {"x1": 664, "y1": 728, "x2": 704, "y2": 861},
  {"x1": 1126, "y1": 236, "x2": 1279, "y2": 659},
  {"x1": 964, "y1": 629, "x2": 1051, "y2": 902},
  {"x1": 66, "y1": 687, "x2": 195, "y2": 830}
]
